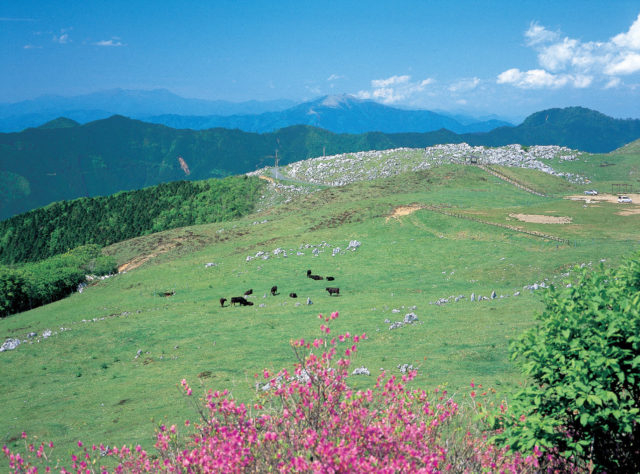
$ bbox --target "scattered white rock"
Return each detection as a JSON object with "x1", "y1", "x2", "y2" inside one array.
[
  {"x1": 347, "y1": 240, "x2": 361, "y2": 251},
  {"x1": 404, "y1": 312, "x2": 418, "y2": 324},
  {"x1": 0, "y1": 338, "x2": 21, "y2": 352},
  {"x1": 352, "y1": 366, "x2": 371, "y2": 376},
  {"x1": 398, "y1": 363, "x2": 417, "y2": 374}
]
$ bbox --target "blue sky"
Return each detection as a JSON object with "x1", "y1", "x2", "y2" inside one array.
[{"x1": 2, "y1": 1, "x2": 640, "y2": 119}]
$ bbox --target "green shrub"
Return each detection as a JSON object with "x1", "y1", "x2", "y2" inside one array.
[
  {"x1": 500, "y1": 253, "x2": 640, "y2": 471},
  {"x1": 0, "y1": 266, "x2": 29, "y2": 317},
  {"x1": 0, "y1": 244, "x2": 116, "y2": 317}
]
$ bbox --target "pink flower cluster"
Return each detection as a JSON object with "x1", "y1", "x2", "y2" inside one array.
[{"x1": 3, "y1": 311, "x2": 548, "y2": 473}]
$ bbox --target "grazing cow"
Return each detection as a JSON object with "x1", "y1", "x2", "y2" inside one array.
[
  {"x1": 271, "y1": 285, "x2": 278, "y2": 296},
  {"x1": 326, "y1": 287, "x2": 340, "y2": 296},
  {"x1": 244, "y1": 289, "x2": 253, "y2": 296},
  {"x1": 161, "y1": 291, "x2": 175, "y2": 297},
  {"x1": 310, "y1": 275, "x2": 324, "y2": 280},
  {"x1": 289, "y1": 292, "x2": 298, "y2": 298},
  {"x1": 326, "y1": 276, "x2": 335, "y2": 281},
  {"x1": 231, "y1": 296, "x2": 253, "y2": 306},
  {"x1": 307, "y1": 270, "x2": 312, "y2": 278},
  {"x1": 220, "y1": 297, "x2": 227, "y2": 307}
]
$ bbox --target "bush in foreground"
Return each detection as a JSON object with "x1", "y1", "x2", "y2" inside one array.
[
  {"x1": 500, "y1": 253, "x2": 640, "y2": 472},
  {"x1": 3, "y1": 312, "x2": 551, "y2": 473}
]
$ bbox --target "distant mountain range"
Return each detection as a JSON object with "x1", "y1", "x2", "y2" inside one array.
[
  {"x1": 144, "y1": 95, "x2": 512, "y2": 134},
  {"x1": 0, "y1": 90, "x2": 510, "y2": 134},
  {"x1": 0, "y1": 89, "x2": 296, "y2": 133},
  {"x1": 1, "y1": 106, "x2": 639, "y2": 220}
]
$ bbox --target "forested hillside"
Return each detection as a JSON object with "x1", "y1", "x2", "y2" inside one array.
[
  {"x1": 1, "y1": 107, "x2": 639, "y2": 219},
  {"x1": 0, "y1": 176, "x2": 265, "y2": 264}
]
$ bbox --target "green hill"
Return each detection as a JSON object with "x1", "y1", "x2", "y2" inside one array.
[
  {"x1": 470, "y1": 107, "x2": 640, "y2": 152},
  {"x1": 1, "y1": 107, "x2": 639, "y2": 220},
  {"x1": 1, "y1": 141, "x2": 638, "y2": 455},
  {"x1": 0, "y1": 176, "x2": 266, "y2": 265}
]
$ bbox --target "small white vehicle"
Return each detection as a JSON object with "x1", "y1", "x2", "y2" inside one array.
[
  {"x1": 584, "y1": 190, "x2": 598, "y2": 195},
  {"x1": 618, "y1": 195, "x2": 632, "y2": 203}
]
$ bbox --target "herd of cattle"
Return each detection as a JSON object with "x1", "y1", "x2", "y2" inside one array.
[{"x1": 219, "y1": 269, "x2": 340, "y2": 307}]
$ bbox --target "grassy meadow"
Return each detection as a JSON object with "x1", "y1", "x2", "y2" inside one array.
[{"x1": 1, "y1": 146, "x2": 639, "y2": 456}]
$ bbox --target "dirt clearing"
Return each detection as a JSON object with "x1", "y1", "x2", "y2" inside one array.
[
  {"x1": 387, "y1": 204, "x2": 425, "y2": 221},
  {"x1": 509, "y1": 214, "x2": 572, "y2": 224}
]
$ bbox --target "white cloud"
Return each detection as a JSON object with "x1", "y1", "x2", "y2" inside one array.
[
  {"x1": 327, "y1": 74, "x2": 343, "y2": 81},
  {"x1": 524, "y1": 22, "x2": 559, "y2": 46},
  {"x1": 23, "y1": 44, "x2": 42, "y2": 49},
  {"x1": 94, "y1": 38, "x2": 124, "y2": 47},
  {"x1": 53, "y1": 33, "x2": 70, "y2": 44},
  {"x1": 499, "y1": 12, "x2": 640, "y2": 90},
  {"x1": 605, "y1": 52, "x2": 640, "y2": 75},
  {"x1": 448, "y1": 77, "x2": 480, "y2": 92},
  {"x1": 357, "y1": 75, "x2": 433, "y2": 104},
  {"x1": 605, "y1": 77, "x2": 622, "y2": 88},
  {"x1": 371, "y1": 75, "x2": 410, "y2": 88},
  {"x1": 612, "y1": 13, "x2": 640, "y2": 49},
  {"x1": 538, "y1": 38, "x2": 578, "y2": 71},
  {"x1": 497, "y1": 68, "x2": 592, "y2": 89}
]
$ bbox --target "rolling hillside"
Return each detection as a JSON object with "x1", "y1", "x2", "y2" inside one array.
[
  {"x1": 1, "y1": 141, "x2": 638, "y2": 455},
  {"x1": 1, "y1": 107, "x2": 639, "y2": 221}
]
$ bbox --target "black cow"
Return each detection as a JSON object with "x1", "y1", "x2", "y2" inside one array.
[
  {"x1": 270, "y1": 285, "x2": 278, "y2": 296},
  {"x1": 326, "y1": 276, "x2": 335, "y2": 281},
  {"x1": 306, "y1": 270, "x2": 312, "y2": 278},
  {"x1": 289, "y1": 292, "x2": 298, "y2": 298},
  {"x1": 244, "y1": 289, "x2": 253, "y2": 296},
  {"x1": 326, "y1": 287, "x2": 340, "y2": 296},
  {"x1": 231, "y1": 296, "x2": 253, "y2": 306},
  {"x1": 310, "y1": 275, "x2": 324, "y2": 281},
  {"x1": 220, "y1": 297, "x2": 227, "y2": 307}
]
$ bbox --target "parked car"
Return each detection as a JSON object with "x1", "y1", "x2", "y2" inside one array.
[
  {"x1": 584, "y1": 190, "x2": 598, "y2": 195},
  {"x1": 618, "y1": 195, "x2": 632, "y2": 203}
]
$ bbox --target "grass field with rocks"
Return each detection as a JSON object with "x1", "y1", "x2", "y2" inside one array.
[{"x1": 1, "y1": 141, "x2": 639, "y2": 456}]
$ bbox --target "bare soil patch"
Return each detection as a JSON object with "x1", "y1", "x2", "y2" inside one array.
[
  {"x1": 117, "y1": 240, "x2": 186, "y2": 273},
  {"x1": 617, "y1": 208, "x2": 640, "y2": 216},
  {"x1": 509, "y1": 214, "x2": 572, "y2": 224},
  {"x1": 386, "y1": 204, "x2": 425, "y2": 222}
]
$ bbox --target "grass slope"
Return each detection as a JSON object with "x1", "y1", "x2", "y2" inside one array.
[{"x1": 1, "y1": 148, "x2": 639, "y2": 456}]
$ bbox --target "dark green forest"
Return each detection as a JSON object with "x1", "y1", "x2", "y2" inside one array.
[{"x1": 0, "y1": 175, "x2": 265, "y2": 264}]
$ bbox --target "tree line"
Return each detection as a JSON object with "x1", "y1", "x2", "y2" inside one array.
[{"x1": 0, "y1": 176, "x2": 265, "y2": 264}]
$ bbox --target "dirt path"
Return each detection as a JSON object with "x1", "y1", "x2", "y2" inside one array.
[
  {"x1": 117, "y1": 241, "x2": 182, "y2": 273},
  {"x1": 509, "y1": 214, "x2": 572, "y2": 224},
  {"x1": 386, "y1": 204, "x2": 425, "y2": 221}
]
